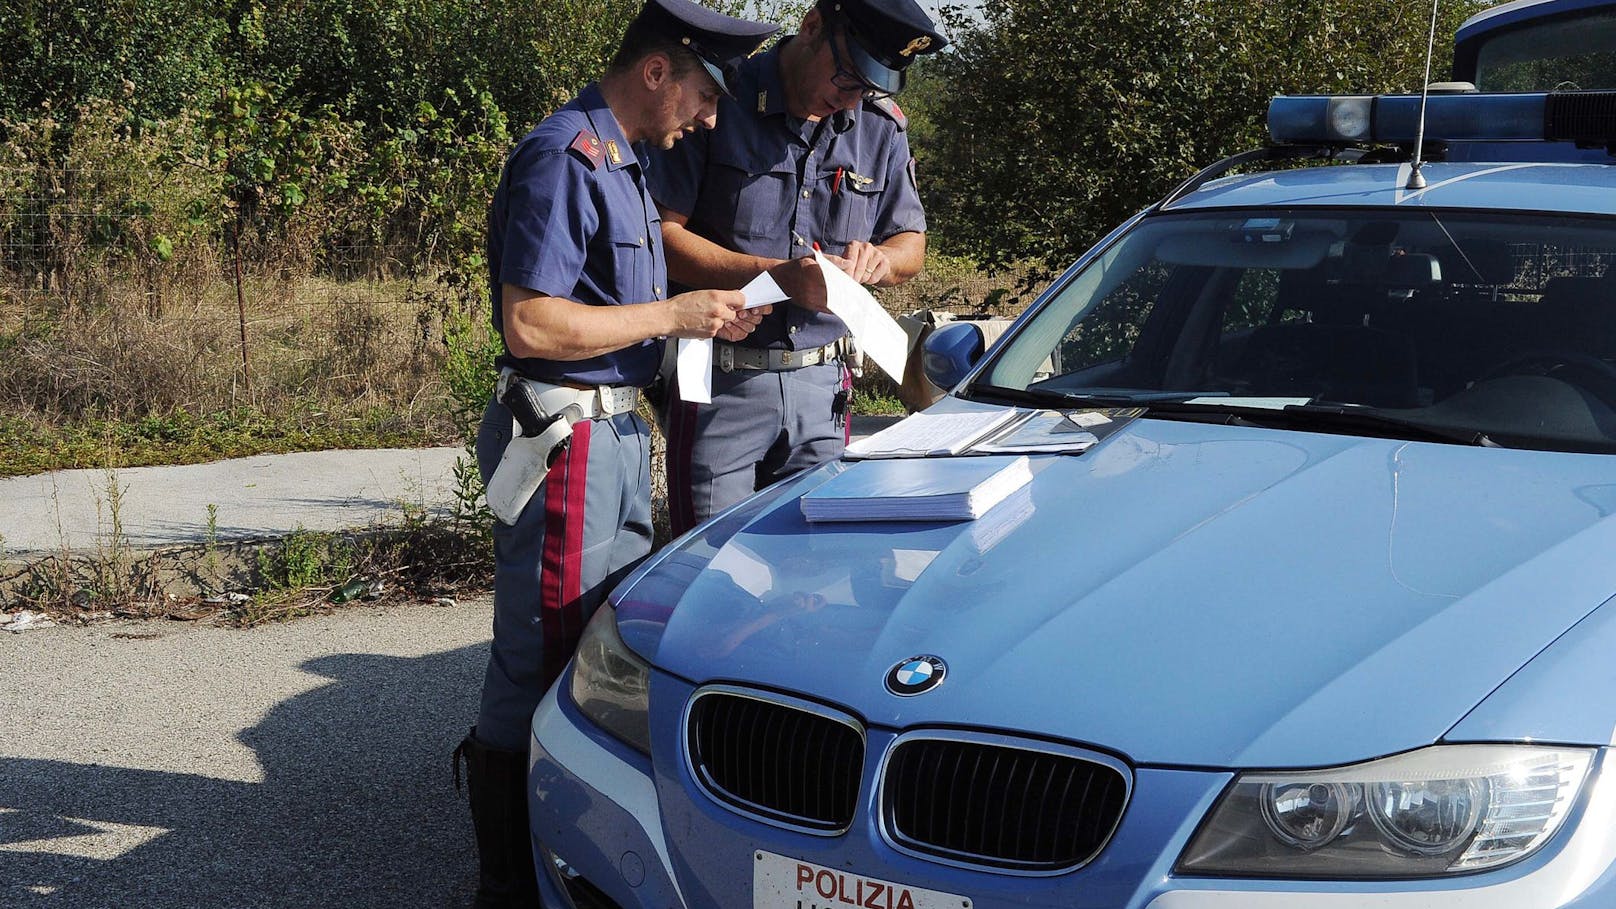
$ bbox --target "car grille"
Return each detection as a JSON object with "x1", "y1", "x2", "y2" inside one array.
[
  {"x1": 686, "y1": 690, "x2": 864, "y2": 833},
  {"x1": 883, "y1": 737, "x2": 1129, "y2": 871}
]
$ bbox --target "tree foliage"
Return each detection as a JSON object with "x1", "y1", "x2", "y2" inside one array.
[
  {"x1": 921, "y1": 0, "x2": 1487, "y2": 274},
  {"x1": 0, "y1": 0, "x2": 228, "y2": 125}
]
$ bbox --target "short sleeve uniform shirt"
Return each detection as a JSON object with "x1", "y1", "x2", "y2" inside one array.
[
  {"x1": 648, "y1": 41, "x2": 926, "y2": 351},
  {"x1": 488, "y1": 83, "x2": 667, "y2": 387}
]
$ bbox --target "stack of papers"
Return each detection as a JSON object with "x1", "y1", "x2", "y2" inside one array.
[
  {"x1": 844, "y1": 409, "x2": 1021, "y2": 459},
  {"x1": 801, "y1": 455, "x2": 1033, "y2": 522}
]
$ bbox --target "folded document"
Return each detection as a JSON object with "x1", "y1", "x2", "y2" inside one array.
[{"x1": 801, "y1": 455, "x2": 1033, "y2": 522}]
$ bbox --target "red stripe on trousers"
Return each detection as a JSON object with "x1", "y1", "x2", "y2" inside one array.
[
  {"x1": 539, "y1": 420, "x2": 591, "y2": 678},
  {"x1": 667, "y1": 400, "x2": 699, "y2": 537}
]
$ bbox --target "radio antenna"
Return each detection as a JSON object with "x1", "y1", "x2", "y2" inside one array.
[{"x1": 1406, "y1": 0, "x2": 1442, "y2": 190}]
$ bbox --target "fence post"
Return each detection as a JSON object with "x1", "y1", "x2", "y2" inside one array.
[{"x1": 229, "y1": 211, "x2": 253, "y2": 399}]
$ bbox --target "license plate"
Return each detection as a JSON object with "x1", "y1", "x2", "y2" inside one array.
[{"x1": 752, "y1": 850, "x2": 972, "y2": 909}]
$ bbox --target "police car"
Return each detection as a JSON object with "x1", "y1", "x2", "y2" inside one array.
[{"x1": 525, "y1": 89, "x2": 1616, "y2": 908}]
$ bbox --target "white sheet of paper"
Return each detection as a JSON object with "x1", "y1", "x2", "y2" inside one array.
[
  {"x1": 813, "y1": 250, "x2": 908, "y2": 382},
  {"x1": 676, "y1": 338, "x2": 713, "y2": 404},
  {"x1": 741, "y1": 270, "x2": 790, "y2": 309},
  {"x1": 676, "y1": 270, "x2": 792, "y2": 404}
]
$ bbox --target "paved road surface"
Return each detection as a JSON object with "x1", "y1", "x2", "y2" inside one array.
[
  {"x1": 0, "y1": 598, "x2": 492, "y2": 908},
  {"x1": 0, "y1": 417, "x2": 901, "y2": 557},
  {"x1": 0, "y1": 448, "x2": 465, "y2": 556}
]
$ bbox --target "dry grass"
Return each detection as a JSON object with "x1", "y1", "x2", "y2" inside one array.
[
  {"x1": 0, "y1": 266, "x2": 466, "y2": 474},
  {"x1": 1, "y1": 269, "x2": 453, "y2": 419}
]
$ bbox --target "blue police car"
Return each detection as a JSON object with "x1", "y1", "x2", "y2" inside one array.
[{"x1": 525, "y1": 90, "x2": 1616, "y2": 908}]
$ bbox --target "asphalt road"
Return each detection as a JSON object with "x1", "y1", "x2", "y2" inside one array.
[{"x1": 0, "y1": 598, "x2": 494, "y2": 908}]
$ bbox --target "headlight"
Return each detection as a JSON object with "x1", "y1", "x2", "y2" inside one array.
[
  {"x1": 569, "y1": 607, "x2": 652, "y2": 754},
  {"x1": 1178, "y1": 745, "x2": 1595, "y2": 878}
]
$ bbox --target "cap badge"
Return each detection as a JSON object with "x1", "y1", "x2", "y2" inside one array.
[
  {"x1": 885, "y1": 655, "x2": 947, "y2": 696},
  {"x1": 899, "y1": 36, "x2": 932, "y2": 57},
  {"x1": 605, "y1": 140, "x2": 622, "y2": 164}
]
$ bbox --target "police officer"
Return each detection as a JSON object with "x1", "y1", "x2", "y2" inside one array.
[
  {"x1": 650, "y1": 0, "x2": 945, "y2": 535},
  {"x1": 455, "y1": 2, "x2": 778, "y2": 905}
]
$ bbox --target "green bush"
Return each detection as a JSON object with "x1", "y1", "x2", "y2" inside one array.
[{"x1": 922, "y1": 0, "x2": 1487, "y2": 275}]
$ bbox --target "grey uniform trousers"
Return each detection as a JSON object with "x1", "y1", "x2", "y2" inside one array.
[
  {"x1": 662, "y1": 359, "x2": 849, "y2": 538},
  {"x1": 473, "y1": 397, "x2": 653, "y2": 752}
]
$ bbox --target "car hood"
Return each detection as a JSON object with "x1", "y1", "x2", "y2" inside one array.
[{"x1": 613, "y1": 418, "x2": 1616, "y2": 768}]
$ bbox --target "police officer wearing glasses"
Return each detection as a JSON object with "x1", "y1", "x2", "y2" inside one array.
[
  {"x1": 455, "y1": 1, "x2": 777, "y2": 905},
  {"x1": 650, "y1": 0, "x2": 946, "y2": 536}
]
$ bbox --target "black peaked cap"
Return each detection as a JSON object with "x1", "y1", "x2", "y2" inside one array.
[
  {"x1": 631, "y1": 0, "x2": 781, "y2": 95},
  {"x1": 821, "y1": 0, "x2": 946, "y2": 94}
]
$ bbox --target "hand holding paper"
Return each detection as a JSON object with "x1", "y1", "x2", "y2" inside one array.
[
  {"x1": 813, "y1": 250, "x2": 908, "y2": 382},
  {"x1": 675, "y1": 256, "x2": 908, "y2": 402},
  {"x1": 676, "y1": 270, "x2": 792, "y2": 404}
]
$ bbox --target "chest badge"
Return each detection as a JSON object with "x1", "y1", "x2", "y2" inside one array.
[{"x1": 885, "y1": 655, "x2": 947, "y2": 696}]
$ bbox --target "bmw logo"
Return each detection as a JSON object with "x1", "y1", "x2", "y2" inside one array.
[{"x1": 885, "y1": 655, "x2": 947, "y2": 696}]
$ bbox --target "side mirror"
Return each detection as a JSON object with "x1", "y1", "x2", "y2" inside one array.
[{"x1": 922, "y1": 322, "x2": 985, "y2": 392}]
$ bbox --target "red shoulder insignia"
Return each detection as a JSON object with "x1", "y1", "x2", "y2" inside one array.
[
  {"x1": 869, "y1": 96, "x2": 908, "y2": 131},
  {"x1": 568, "y1": 130, "x2": 605, "y2": 169}
]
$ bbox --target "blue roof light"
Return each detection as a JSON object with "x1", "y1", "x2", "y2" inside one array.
[{"x1": 1268, "y1": 93, "x2": 1551, "y2": 146}]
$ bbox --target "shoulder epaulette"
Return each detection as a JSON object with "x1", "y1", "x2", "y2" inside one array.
[
  {"x1": 867, "y1": 97, "x2": 908, "y2": 131},
  {"x1": 567, "y1": 130, "x2": 606, "y2": 169}
]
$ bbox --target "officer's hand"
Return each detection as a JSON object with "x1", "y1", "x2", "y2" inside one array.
[
  {"x1": 838, "y1": 240, "x2": 891, "y2": 286},
  {"x1": 768, "y1": 257, "x2": 831, "y2": 314},
  {"x1": 717, "y1": 303, "x2": 770, "y2": 342},
  {"x1": 667, "y1": 289, "x2": 749, "y2": 339}
]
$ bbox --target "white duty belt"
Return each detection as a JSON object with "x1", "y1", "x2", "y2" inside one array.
[
  {"x1": 485, "y1": 370, "x2": 642, "y2": 526},
  {"x1": 495, "y1": 371, "x2": 640, "y2": 419},
  {"x1": 715, "y1": 341, "x2": 839, "y2": 373}
]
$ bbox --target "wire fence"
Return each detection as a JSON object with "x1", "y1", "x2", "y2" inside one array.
[{"x1": 0, "y1": 166, "x2": 483, "y2": 423}]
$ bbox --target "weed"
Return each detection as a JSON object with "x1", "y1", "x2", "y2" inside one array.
[
  {"x1": 202, "y1": 503, "x2": 221, "y2": 578},
  {"x1": 92, "y1": 466, "x2": 134, "y2": 603},
  {"x1": 256, "y1": 527, "x2": 353, "y2": 592},
  {"x1": 851, "y1": 381, "x2": 907, "y2": 416}
]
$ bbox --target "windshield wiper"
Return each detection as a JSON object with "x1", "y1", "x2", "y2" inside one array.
[
  {"x1": 967, "y1": 385, "x2": 1502, "y2": 446},
  {"x1": 1149, "y1": 401, "x2": 1502, "y2": 447},
  {"x1": 966, "y1": 383, "x2": 1224, "y2": 407}
]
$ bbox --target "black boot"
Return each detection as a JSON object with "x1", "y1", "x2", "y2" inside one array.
[{"x1": 455, "y1": 727, "x2": 540, "y2": 908}]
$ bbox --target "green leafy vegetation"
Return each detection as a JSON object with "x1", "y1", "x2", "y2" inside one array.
[
  {"x1": 918, "y1": 0, "x2": 1488, "y2": 278},
  {"x1": 0, "y1": 407, "x2": 444, "y2": 477}
]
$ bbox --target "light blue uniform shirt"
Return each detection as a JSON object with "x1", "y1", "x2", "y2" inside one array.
[
  {"x1": 648, "y1": 40, "x2": 926, "y2": 351},
  {"x1": 489, "y1": 83, "x2": 667, "y2": 387}
]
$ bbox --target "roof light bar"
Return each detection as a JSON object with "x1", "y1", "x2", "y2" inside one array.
[{"x1": 1268, "y1": 93, "x2": 1550, "y2": 146}]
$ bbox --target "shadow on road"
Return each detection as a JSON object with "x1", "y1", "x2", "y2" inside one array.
[{"x1": 0, "y1": 644, "x2": 485, "y2": 908}]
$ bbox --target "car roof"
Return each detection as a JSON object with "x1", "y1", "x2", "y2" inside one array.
[
  {"x1": 1456, "y1": 0, "x2": 1616, "y2": 45},
  {"x1": 1163, "y1": 161, "x2": 1616, "y2": 215}
]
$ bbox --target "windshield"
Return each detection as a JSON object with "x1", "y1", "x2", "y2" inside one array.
[
  {"x1": 1471, "y1": 9, "x2": 1616, "y2": 90},
  {"x1": 977, "y1": 209, "x2": 1616, "y2": 452}
]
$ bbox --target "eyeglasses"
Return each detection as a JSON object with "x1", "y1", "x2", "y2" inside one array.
[{"x1": 826, "y1": 29, "x2": 891, "y2": 101}]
